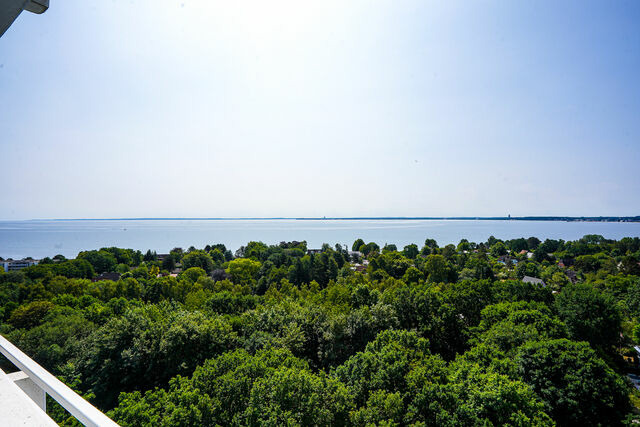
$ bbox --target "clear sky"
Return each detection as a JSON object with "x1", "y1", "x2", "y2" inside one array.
[{"x1": 1, "y1": 0, "x2": 639, "y2": 219}]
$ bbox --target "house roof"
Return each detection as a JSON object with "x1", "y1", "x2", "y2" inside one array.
[
  {"x1": 92, "y1": 272, "x2": 121, "y2": 282},
  {"x1": 522, "y1": 275, "x2": 546, "y2": 286}
]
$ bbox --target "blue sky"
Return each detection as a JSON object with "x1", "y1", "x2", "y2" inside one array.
[{"x1": 1, "y1": 0, "x2": 639, "y2": 219}]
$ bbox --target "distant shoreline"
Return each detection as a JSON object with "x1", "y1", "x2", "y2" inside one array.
[{"x1": 19, "y1": 216, "x2": 640, "y2": 222}]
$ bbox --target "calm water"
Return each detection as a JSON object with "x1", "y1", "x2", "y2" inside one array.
[{"x1": 1, "y1": 219, "x2": 640, "y2": 259}]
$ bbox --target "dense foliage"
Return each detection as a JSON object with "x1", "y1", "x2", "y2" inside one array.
[{"x1": 1, "y1": 235, "x2": 640, "y2": 425}]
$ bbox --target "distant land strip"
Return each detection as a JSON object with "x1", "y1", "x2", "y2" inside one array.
[{"x1": 29, "y1": 216, "x2": 640, "y2": 222}]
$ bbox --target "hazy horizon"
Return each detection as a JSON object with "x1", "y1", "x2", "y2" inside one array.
[
  {"x1": 4, "y1": 215, "x2": 640, "y2": 222},
  {"x1": 2, "y1": 0, "x2": 639, "y2": 219}
]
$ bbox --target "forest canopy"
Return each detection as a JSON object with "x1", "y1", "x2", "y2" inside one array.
[{"x1": 1, "y1": 235, "x2": 640, "y2": 426}]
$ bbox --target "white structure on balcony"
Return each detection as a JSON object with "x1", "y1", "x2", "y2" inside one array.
[{"x1": 0, "y1": 335, "x2": 119, "y2": 427}]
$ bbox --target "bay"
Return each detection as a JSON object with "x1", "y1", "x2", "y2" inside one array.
[{"x1": 1, "y1": 219, "x2": 640, "y2": 259}]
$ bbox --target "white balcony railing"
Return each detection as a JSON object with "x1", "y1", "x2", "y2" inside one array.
[{"x1": 0, "y1": 334, "x2": 119, "y2": 427}]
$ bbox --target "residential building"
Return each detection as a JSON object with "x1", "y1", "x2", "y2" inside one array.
[{"x1": 1, "y1": 259, "x2": 39, "y2": 272}]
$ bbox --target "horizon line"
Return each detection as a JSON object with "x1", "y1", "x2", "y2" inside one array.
[{"x1": 6, "y1": 215, "x2": 640, "y2": 222}]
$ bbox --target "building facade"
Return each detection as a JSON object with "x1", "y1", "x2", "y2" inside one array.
[{"x1": 1, "y1": 259, "x2": 39, "y2": 272}]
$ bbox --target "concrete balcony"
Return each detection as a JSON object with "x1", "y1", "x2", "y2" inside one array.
[
  {"x1": 0, "y1": 335, "x2": 119, "y2": 427},
  {"x1": 0, "y1": 367, "x2": 56, "y2": 426}
]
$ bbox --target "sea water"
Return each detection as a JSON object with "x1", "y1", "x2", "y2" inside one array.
[{"x1": 1, "y1": 219, "x2": 640, "y2": 259}]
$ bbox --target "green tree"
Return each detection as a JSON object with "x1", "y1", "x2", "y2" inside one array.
[
  {"x1": 8, "y1": 301, "x2": 55, "y2": 329},
  {"x1": 181, "y1": 250, "x2": 214, "y2": 274},
  {"x1": 360, "y1": 242, "x2": 380, "y2": 257},
  {"x1": 77, "y1": 305, "x2": 237, "y2": 408},
  {"x1": 516, "y1": 261, "x2": 541, "y2": 279},
  {"x1": 143, "y1": 250, "x2": 157, "y2": 262},
  {"x1": 352, "y1": 239, "x2": 365, "y2": 251},
  {"x1": 490, "y1": 241, "x2": 507, "y2": 257},
  {"x1": 161, "y1": 255, "x2": 176, "y2": 271},
  {"x1": 334, "y1": 329, "x2": 436, "y2": 406},
  {"x1": 457, "y1": 239, "x2": 471, "y2": 252},
  {"x1": 402, "y1": 244, "x2": 419, "y2": 259},
  {"x1": 428, "y1": 364, "x2": 554, "y2": 426},
  {"x1": 516, "y1": 339, "x2": 629, "y2": 426},
  {"x1": 382, "y1": 244, "x2": 398, "y2": 253},
  {"x1": 350, "y1": 390, "x2": 404, "y2": 426},
  {"x1": 226, "y1": 258, "x2": 261, "y2": 285},
  {"x1": 424, "y1": 238, "x2": 438, "y2": 249},
  {"x1": 109, "y1": 348, "x2": 318, "y2": 426},
  {"x1": 472, "y1": 306, "x2": 568, "y2": 354},
  {"x1": 402, "y1": 266, "x2": 423, "y2": 284},
  {"x1": 555, "y1": 284, "x2": 621, "y2": 349},
  {"x1": 527, "y1": 237, "x2": 541, "y2": 250},
  {"x1": 393, "y1": 284, "x2": 467, "y2": 358},
  {"x1": 506, "y1": 238, "x2": 529, "y2": 253},
  {"x1": 574, "y1": 255, "x2": 601, "y2": 273},
  {"x1": 440, "y1": 244, "x2": 457, "y2": 260},
  {"x1": 423, "y1": 254, "x2": 454, "y2": 283},
  {"x1": 621, "y1": 255, "x2": 640, "y2": 275},
  {"x1": 244, "y1": 367, "x2": 353, "y2": 426},
  {"x1": 77, "y1": 250, "x2": 118, "y2": 274},
  {"x1": 181, "y1": 267, "x2": 206, "y2": 283},
  {"x1": 9, "y1": 309, "x2": 95, "y2": 374},
  {"x1": 209, "y1": 248, "x2": 226, "y2": 269}
]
